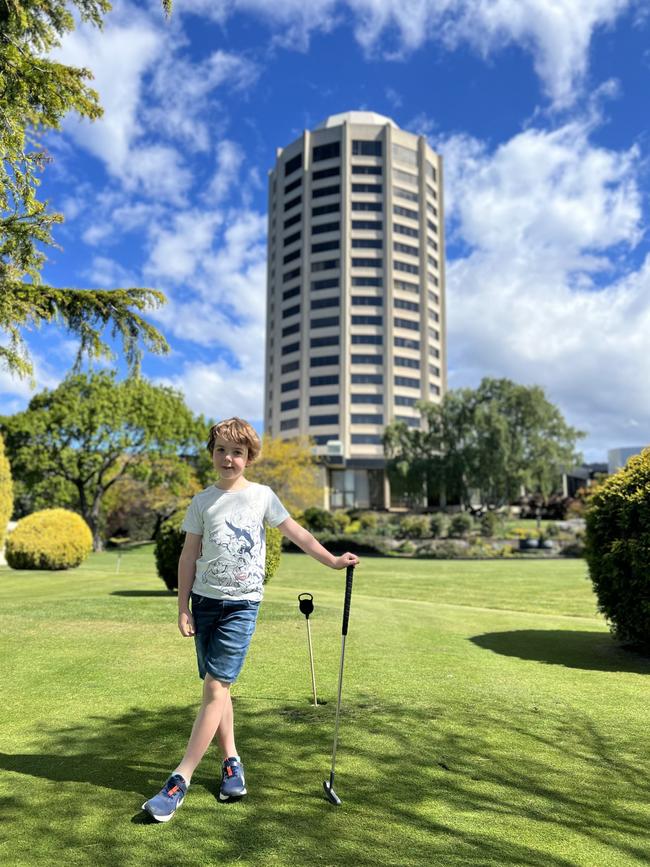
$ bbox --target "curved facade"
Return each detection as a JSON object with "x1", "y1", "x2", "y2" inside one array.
[{"x1": 264, "y1": 112, "x2": 447, "y2": 508}]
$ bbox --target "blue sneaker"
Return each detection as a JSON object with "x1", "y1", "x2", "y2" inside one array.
[
  {"x1": 142, "y1": 774, "x2": 187, "y2": 822},
  {"x1": 219, "y1": 757, "x2": 247, "y2": 801}
]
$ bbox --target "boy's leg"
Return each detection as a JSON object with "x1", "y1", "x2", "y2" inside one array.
[
  {"x1": 174, "y1": 674, "x2": 231, "y2": 782},
  {"x1": 216, "y1": 690, "x2": 238, "y2": 759}
]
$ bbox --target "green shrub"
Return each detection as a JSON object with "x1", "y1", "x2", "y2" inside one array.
[
  {"x1": 394, "y1": 539, "x2": 416, "y2": 555},
  {"x1": 332, "y1": 510, "x2": 351, "y2": 533},
  {"x1": 415, "y1": 540, "x2": 465, "y2": 559},
  {"x1": 154, "y1": 513, "x2": 284, "y2": 593},
  {"x1": 448, "y1": 512, "x2": 474, "y2": 538},
  {"x1": 302, "y1": 506, "x2": 336, "y2": 533},
  {"x1": 302, "y1": 532, "x2": 386, "y2": 556},
  {"x1": 5, "y1": 508, "x2": 92, "y2": 570},
  {"x1": 359, "y1": 512, "x2": 379, "y2": 531},
  {"x1": 398, "y1": 515, "x2": 430, "y2": 539},
  {"x1": 0, "y1": 433, "x2": 13, "y2": 550},
  {"x1": 346, "y1": 520, "x2": 361, "y2": 534},
  {"x1": 429, "y1": 513, "x2": 447, "y2": 538},
  {"x1": 585, "y1": 449, "x2": 650, "y2": 650},
  {"x1": 479, "y1": 511, "x2": 499, "y2": 538}
]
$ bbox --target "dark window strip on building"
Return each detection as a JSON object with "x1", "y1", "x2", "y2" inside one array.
[
  {"x1": 394, "y1": 260, "x2": 419, "y2": 275},
  {"x1": 352, "y1": 201, "x2": 382, "y2": 211},
  {"x1": 351, "y1": 414, "x2": 383, "y2": 424},
  {"x1": 429, "y1": 346, "x2": 440, "y2": 359},
  {"x1": 351, "y1": 315, "x2": 383, "y2": 325},
  {"x1": 283, "y1": 248, "x2": 300, "y2": 264},
  {"x1": 395, "y1": 395, "x2": 417, "y2": 406},
  {"x1": 352, "y1": 183, "x2": 382, "y2": 194},
  {"x1": 394, "y1": 317, "x2": 420, "y2": 331},
  {"x1": 312, "y1": 203, "x2": 340, "y2": 216},
  {"x1": 282, "y1": 323, "x2": 300, "y2": 337},
  {"x1": 282, "y1": 286, "x2": 300, "y2": 301},
  {"x1": 284, "y1": 212, "x2": 301, "y2": 230},
  {"x1": 352, "y1": 257, "x2": 382, "y2": 268},
  {"x1": 394, "y1": 241, "x2": 419, "y2": 257},
  {"x1": 285, "y1": 153, "x2": 302, "y2": 176},
  {"x1": 311, "y1": 278, "x2": 338, "y2": 291},
  {"x1": 310, "y1": 413, "x2": 339, "y2": 425},
  {"x1": 311, "y1": 258, "x2": 339, "y2": 273},
  {"x1": 281, "y1": 379, "x2": 299, "y2": 393},
  {"x1": 351, "y1": 335, "x2": 383, "y2": 345},
  {"x1": 281, "y1": 399, "x2": 299, "y2": 411},
  {"x1": 352, "y1": 277, "x2": 382, "y2": 287},
  {"x1": 394, "y1": 204, "x2": 418, "y2": 220},
  {"x1": 352, "y1": 295, "x2": 383, "y2": 306},
  {"x1": 311, "y1": 315, "x2": 339, "y2": 329},
  {"x1": 396, "y1": 416, "x2": 420, "y2": 427},
  {"x1": 282, "y1": 304, "x2": 300, "y2": 318},
  {"x1": 352, "y1": 220, "x2": 383, "y2": 231},
  {"x1": 352, "y1": 238, "x2": 382, "y2": 249},
  {"x1": 395, "y1": 337, "x2": 420, "y2": 350},
  {"x1": 281, "y1": 418, "x2": 299, "y2": 431},
  {"x1": 351, "y1": 434, "x2": 383, "y2": 444},
  {"x1": 394, "y1": 223, "x2": 419, "y2": 238},
  {"x1": 312, "y1": 221, "x2": 340, "y2": 235},
  {"x1": 312, "y1": 240, "x2": 340, "y2": 253},
  {"x1": 282, "y1": 267, "x2": 300, "y2": 283},
  {"x1": 282, "y1": 360, "x2": 300, "y2": 374},
  {"x1": 395, "y1": 298, "x2": 420, "y2": 312},
  {"x1": 352, "y1": 354, "x2": 383, "y2": 364},
  {"x1": 313, "y1": 141, "x2": 340, "y2": 162},
  {"x1": 313, "y1": 165, "x2": 340, "y2": 180},
  {"x1": 311, "y1": 354, "x2": 339, "y2": 367},
  {"x1": 352, "y1": 140, "x2": 382, "y2": 156},
  {"x1": 311, "y1": 335, "x2": 339, "y2": 347},
  {"x1": 351, "y1": 165, "x2": 382, "y2": 175},
  {"x1": 352, "y1": 373, "x2": 383, "y2": 384},
  {"x1": 312, "y1": 184, "x2": 340, "y2": 199},
  {"x1": 283, "y1": 230, "x2": 301, "y2": 247},
  {"x1": 395, "y1": 375, "x2": 420, "y2": 388},
  {"x1": 395, "y1": 356, "x2": 420, "y2": 369},
  {"x1": 311, "y1": 296, "x2": 339, "y2": 310},
  {"x1": 284, "y1": 177, "x2": 302, "y2": 196},
  {"x1": 394, "y1": 278, "x2": 419, "y2": 294},
  {"x1": 284, "y1": 195, "x2": 301, "y2": 212},
  {"x1": 351, "y1": 393, "x2": 383, "y2": 404},
  {"x1": 310, "y1": 394, "x2": 338, "y2": 406},
  {"x1": 281, "y1": 342, "x2": 300, "y2": 356},
  {"x1": 311, "y1": 374, "x2": 339, "y2": 386}
]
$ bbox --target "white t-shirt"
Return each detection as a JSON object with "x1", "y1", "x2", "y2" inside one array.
[{"x1": 181, "y1": 482, "x2": 290, "y2": 602}]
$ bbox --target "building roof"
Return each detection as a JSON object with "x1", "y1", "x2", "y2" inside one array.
[{"x1": 316, "y1": 111, "x2": 398, "y2": 130}]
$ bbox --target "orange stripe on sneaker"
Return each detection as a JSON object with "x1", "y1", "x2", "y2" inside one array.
[{"x1": 168, "y1": 786, "x2": 180, "y2": 796}]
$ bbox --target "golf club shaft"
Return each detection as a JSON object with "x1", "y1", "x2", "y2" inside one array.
[
  {"x1": 306, "y1": 619, "x2": 318, "y2": 706},
  {"x1": 329, "y1": 632, "x2": 347, "y2": 777}
]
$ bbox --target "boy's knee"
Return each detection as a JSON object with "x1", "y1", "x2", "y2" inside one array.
[{"x1": 204, "y1": 674, "x2": 231, "y2": 699}]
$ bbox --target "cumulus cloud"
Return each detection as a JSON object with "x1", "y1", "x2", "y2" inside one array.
[{"x1": 434, "y1": 118, "x2": 648, "y2": 457}]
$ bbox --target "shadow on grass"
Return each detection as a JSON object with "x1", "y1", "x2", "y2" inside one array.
[
  {"x1": 2, "y1": 696, "x2": 650, "y2": 865},
  {"x1": 470, "y1": 630, "x2": 650, "y2": 673}
]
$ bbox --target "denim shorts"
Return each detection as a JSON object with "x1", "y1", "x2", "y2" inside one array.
[{"x1": 190, "y1": 592, "x2": 260, "y2": 683}]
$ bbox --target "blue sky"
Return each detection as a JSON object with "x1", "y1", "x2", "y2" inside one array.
[{"x1": 3, "y1": 0, "x2": 650, "y2": 461}]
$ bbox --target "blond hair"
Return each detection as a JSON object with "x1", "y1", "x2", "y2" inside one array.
[{"x1": 206, "y1": 417, "x2": 261, "y2": 464}]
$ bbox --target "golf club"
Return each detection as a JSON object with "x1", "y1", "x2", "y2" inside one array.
[
  {"x1": 298, "y1": 592, "x2": 318, "y2": 706},
  {"x1": 323, "y1": 564, "x2": 355, "y2": 806}
]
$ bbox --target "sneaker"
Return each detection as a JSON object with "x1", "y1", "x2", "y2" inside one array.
[
  {"x1": 142, "y1": 774, "x2": 188, "y2": 822},
  {"x1": 219, "y1": 757, "x2": 247, "y2": 801}
]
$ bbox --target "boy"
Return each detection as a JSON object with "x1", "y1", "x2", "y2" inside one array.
[{"x1": 142, "y1": 417, "x2": 359, "y2": 821}]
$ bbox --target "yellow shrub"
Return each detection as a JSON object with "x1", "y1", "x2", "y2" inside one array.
[
  {"x1": 5, "y1": 509, "x2": 93, "y2": 570},
  {"x1": 0, "y1": 434, "x2": 13, "y2": 549}
]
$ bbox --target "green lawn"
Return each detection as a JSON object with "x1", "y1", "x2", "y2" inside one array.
[{"x1": 1, "y1": 548, "x2": 649, "y2": 866}]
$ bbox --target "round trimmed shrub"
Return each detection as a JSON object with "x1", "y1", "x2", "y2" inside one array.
[
  {"x1": 359, "y1": 512, "x2": 379, "y2": 531},
  {"x1": 585, "y1": 449, "x2": 650, "y2": 650},
  {"x1": 448, "y1": 512, "x2": 474, "y2": 538},
  {"x1": 479, "y1": 511, "x2": 499, "y2": 538},
  {"x1": 429, "y1": 513, "x2": 447, "y2": 538},
  {"x1": 155, "y1": 512, "x2": 283, "y2": 593},
  {"x1": 5, "y1": 508, "x2": 92, "y2": 570},
  {"x1": 302, "y1": 506, "x2": 336, "y2": 533},
  {"x1": 399, "y1": 515, "x2": 430, "y2": 539},
  {"x1": 0, "y1": 433, "x2": 13, "y2": 550},
  {"x1": 332, "y1": 510, "x2": 351, "y2": 533}
]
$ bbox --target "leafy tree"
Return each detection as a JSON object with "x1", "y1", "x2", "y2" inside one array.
[
  {"x1": 384, "y1": 378, "x2": 583, "y2": 507},
  {"x1": 1, "y1": 371, "x2": 207, "y2": 549},
  {"x1": 246, "y1": 435, "x2": 322, "y2": 515},
  {"x1": 0, "y1": 1, "x2": 172, "y2": 380}
]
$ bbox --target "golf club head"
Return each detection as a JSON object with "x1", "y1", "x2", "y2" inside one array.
[{"x1": 323, "y1": 779, "x2": 342, "y2": 806}]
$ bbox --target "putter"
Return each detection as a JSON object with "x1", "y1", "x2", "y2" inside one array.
[
  {"x1": 323, "y1": 564, "x2": 355, "y2": 806},
  {"x1": 298, "y1": 592, "x2": 318, "y2": 706}
]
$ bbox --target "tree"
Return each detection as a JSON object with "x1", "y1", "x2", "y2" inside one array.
[
  {"x1": 1, "y1": 1, "x2": 172, "y2": 381},
  {"x1": 383, "y1": 378, "x2": 584, "y2": 508},
  {"x1": 1, "y1": 370, "x2": 208, "y2": 549},
  {"x1": 246, "y1": 435, "x2": 322, "y2": 515}
]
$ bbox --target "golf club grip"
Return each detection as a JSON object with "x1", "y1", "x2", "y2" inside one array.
[{"x1": 341, "y1": 565, "x2": 354, "y2": 635}]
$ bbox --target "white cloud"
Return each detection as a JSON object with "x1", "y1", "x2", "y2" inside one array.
[
  {"x1": 435, "y1": 118, "x2": 648, "y2": 458},
  {"x1": 195, "y1": 0, "x2": 635, "y2": 106},
  {"x1": 154, "y1": 359, "x2": 265, "y2": 422},
  {"x1": 208, "y1": 140, "x2": 245, "y2": 203}
]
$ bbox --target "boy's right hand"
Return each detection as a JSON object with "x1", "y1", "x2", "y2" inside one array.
[{"x1": 178, "y1": 608, "x2": 195, "y2": 637}]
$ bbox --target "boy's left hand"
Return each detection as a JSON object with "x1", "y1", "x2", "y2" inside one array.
[{"x1": 333, "y1": 552, "x2": 359, "y2": 569}]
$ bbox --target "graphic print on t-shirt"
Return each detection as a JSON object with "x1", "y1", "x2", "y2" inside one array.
[{"x1": 200, "y1": 506, "x2": 265, "y2": 596}]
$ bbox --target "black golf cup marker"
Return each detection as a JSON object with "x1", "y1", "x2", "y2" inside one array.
[
  {"x1": 323, "y1": 564, "x2": 355, "y2": 806},
  {"x1": 298, "y1": 593, "x2": 318, "y2": 706}
]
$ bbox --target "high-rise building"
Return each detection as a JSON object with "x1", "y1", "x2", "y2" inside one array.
[{"x1": 264, "y1": 111, "x2": 446, "y2": 509}]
